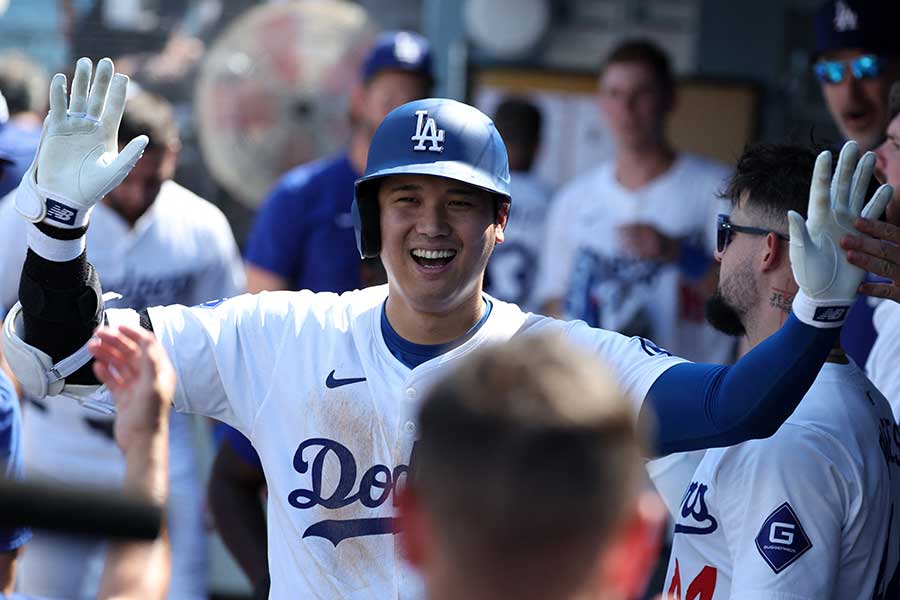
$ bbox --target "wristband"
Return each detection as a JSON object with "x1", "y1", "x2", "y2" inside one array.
[
  {"x1": 26, "y1": 224, "x2": 85, "y2": 262},
  {"x1": 791, "y1": 289, "x2": 852, "y2": 328}
]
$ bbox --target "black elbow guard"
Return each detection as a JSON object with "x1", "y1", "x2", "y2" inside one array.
[{"x1": 19, "y1": 250, "x2": 104, "y2": 383}]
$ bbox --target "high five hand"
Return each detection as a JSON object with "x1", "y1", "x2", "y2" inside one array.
[
  {"x1": 15, "y1": 57, "x2": 148, "y2": 229},
  {"x1": 787, "y1": 141, "x2": 892, "y2": 327}
]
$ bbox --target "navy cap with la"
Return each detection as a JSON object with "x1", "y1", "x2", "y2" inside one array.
[
  {"x1": 814, "y1": 0, "x2": 900, "y2": 59},
  {"x1": 361, "y1": 31, "x2": 433, "y2": 84}
]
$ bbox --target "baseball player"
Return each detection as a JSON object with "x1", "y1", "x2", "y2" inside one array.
[
  {"x1": 855, "y1": 80, "x2": 900, "y2": 422},
  {"x1": 811, "y1": 0, "x2": 900, "y2": 366},
  {"x1": 0, "y1": 90, "x2": 244, "y2": 599},
  {"x1": 533, "y1": 39, "x2": 734, "y2": 364},
  {"x1": 244, "y1": 30, "x2": 432, "y2": 294},
  {"x1": 398, "y1": 334, "x2": 666, "y2": 600},
  {"x1": 664, "y1": 143, "x2": 900, "y2": 599},
  {"x1": 483, "y1": 97, "x2": 552, "y2": 312},
  {"x1": 2, "y1": 58, "x2": 893, "y2": 598}
]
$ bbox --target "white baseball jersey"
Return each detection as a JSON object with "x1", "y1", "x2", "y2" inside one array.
[
  {"x1": 664, "y1": 361, "x2": 900, "y2": 600},
  {"x1": 485, "y1": 170, "x2": 552, "y2": 312},
  {"x1": 533, "y1": 154, "x2": 733, "y2": 363},
  {"x1": 867, "y1": 300, "x2": 899, "y2": 422},
  {"x1": 139, "y1": 285, "x2": 685, "y2": 599},
  {"x1": 0, "y1": 181, "x2": 245, "y2": 600}
]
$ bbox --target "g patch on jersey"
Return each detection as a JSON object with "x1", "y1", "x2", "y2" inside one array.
[{"x1": 755, "y1": 502, "x2": 812, "y2": 573}]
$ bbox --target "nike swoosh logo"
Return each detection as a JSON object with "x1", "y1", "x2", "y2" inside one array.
[{"x1": 325, "y1": 370, "x2": 367, "y2": 389}]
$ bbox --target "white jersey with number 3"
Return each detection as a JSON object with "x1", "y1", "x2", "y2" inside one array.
[
  {"x1": 664, "y1": 361, "x2": 900, "y2": 600},
  {"x1": 141, "y1": 285, "x2": 685, "y2": 599}
]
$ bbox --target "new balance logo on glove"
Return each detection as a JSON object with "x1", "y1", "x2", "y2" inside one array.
[
  {"x1": 813, "y1": 306, "x2": 849, "y2": 323},
  {"x1": 45, "y1": 199, "x2": 77, "y2": 225}
]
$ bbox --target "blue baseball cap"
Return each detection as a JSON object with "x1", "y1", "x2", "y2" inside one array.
[
  {"x1": 814, "y1": 0, "x2": 900, "y2": 60},
  {"x1": 361, "y1": 31, "x2": 433, "y2": 85}
]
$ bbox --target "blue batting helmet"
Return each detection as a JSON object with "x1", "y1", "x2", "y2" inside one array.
[{"x1": 352, "y1": 98, "x2": 511, "y2": 258}]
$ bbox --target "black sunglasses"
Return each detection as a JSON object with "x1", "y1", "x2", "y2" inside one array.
[{"x1": 716, "y1": 214, "x2": 790, "y2": 253}]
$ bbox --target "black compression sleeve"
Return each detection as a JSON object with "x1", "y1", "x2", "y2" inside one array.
[{"x1": 20, "y1": 249, "x2": 101, "y2": 384}]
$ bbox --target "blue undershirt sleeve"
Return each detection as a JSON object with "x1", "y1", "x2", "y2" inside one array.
[{"x1": 641, "y1": 313, "x2": 838, "y2": 456}]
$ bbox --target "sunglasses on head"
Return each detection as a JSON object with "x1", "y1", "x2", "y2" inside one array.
[
  {"x1": 813, "y1": 54, "x2": 884, "y2": 85},
  {"x1": 716, "y1": 214, "x2": 790, "y2": 253}
]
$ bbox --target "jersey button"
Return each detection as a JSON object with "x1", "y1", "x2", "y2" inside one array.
[
  {"x1": 405, "y1": 388, "x2": 417, "y2": 400},
  {"x1": 404, "y1": 421, "x2": 416, "y2": 434}
]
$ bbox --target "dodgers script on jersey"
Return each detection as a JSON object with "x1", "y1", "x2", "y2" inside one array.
[
  {"x1": 136, "y1": 285, "x2": 684, "y2": 598},
  {"x1": 664, "y1": 361, "x2": 900, "y2": 600}
]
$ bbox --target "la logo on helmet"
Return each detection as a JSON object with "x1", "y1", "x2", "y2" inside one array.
[{"x1": 411, "y1": 110, "x2": 445, "y2": 152}]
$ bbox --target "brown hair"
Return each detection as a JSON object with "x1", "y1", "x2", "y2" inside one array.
[
  {"x1": 601, "y1": 38, "x2": 675, "y2": 98},
  {"x1": 412, "y1": 334, "x2": 644, "y2": 598},
  {"x1": 119, "y1": 91, "x2": 179, "y2": 152}
]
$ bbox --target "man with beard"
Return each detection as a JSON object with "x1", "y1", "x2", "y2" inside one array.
[
  {"x1": 5, "y1": 58, "x2": 896, "y2": 598},
  {"x1": 665, "y1": 143, "x2": 900, "y2": 599}
]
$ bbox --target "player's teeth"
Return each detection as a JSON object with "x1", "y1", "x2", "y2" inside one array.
[{"x1": 411, "y1": 249, "x2": 456, "y2": 259}]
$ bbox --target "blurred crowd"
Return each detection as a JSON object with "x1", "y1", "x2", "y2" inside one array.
[{"x1": 1, "y1": 0, "x2": 900, "y2": 599}]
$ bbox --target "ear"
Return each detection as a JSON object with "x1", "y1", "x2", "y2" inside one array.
[
  {"x1": 349, "y1": 83, "x2": 367, "y2": 125},
  {"x1": 759, "y1": 231, "x2": 787, "y2": 273},
  {"x1": 597, "y1": 492, "x2": 666, "y2": 599},
  {"x1": 495, "y1": 200, "x2": 510, "y2": 244},
  {"x1": 396, "y1": 486, "x2": 429, "y2": 569},
  {"x1": 162, "y1": 143, "x2": 180, "y2": 179}
]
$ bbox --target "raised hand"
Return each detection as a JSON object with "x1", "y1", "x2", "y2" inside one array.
[
  {"x1": 88, "y1": 325, "x2": 174, "y2": 455},
  {"x1": 787, "y1": 141, "x2": 893, "y2": 326},
  {"x1": 16, "y1": 57, "x2": 148, "y2": 229},
  {"x1": 841, "y1": 216, "x2": 900, "y2": 302}
]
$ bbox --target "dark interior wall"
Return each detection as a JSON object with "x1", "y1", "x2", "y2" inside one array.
[{"x1": 696, "y1": 0, "x2": 840, "y2": 146}]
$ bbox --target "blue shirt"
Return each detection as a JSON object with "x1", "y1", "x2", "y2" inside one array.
[
  {"x1": 0, "y1": 122, "x2": 40, "y2": 199},
  {"x1": 244, "y1": 152, "x2": 364, "y2": 293},
  {"x1": 0, "y1": 370, "x2": 31, "y2": 552}
]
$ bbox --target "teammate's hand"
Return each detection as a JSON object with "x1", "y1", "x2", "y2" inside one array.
[
  {"x1": 15, "y1": 57, "x2": 148, "y2": 228},
  {"x1": 841, "y1": 216, "x2": 900, "y2": 302},
  {"x1": 618, "y1": 223, "x2": 680, "y2": 262},
  {"x1": 88, "y1": 325, "x2": 174, "y2": 455},
  {"x1": 787, "y1": 142, "x2": 893, "y2": 326}
]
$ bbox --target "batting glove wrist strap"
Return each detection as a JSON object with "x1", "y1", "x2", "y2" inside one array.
[
  {"x1": 16, "y1": 165, "x2": 94, "y2": 229},
  {"x1": 791, "y1": 289, "x2": 853, "y2": 328}
]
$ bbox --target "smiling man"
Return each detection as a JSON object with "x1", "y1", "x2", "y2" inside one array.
[
  {"x1": 2, "y1": 59, "x2": 894, "y2": 598},
  {"x1": 813, "y1": 0, "x2": 900, "y2": 153}
]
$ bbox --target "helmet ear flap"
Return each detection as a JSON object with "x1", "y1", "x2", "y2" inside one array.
[{"x1": 352, "y1": 180, "x2": 382, "y2": 259}]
